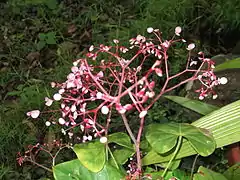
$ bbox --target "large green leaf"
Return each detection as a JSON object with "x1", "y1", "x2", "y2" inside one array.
[
  {"x1": 223, "y1": 163, "x2": 240, "y2": 180},
  {"x1": 53, "y1": 159, "x2": 124, "y2": 180},
  {"x1": 73, "y1": 141, "x2": 106, "y2": 172},
  {"x1": 165, "y1": 96, "x2": 219, "y2": 115},
  {"x1": 108, "y1": 132, "x2": 133, "y2": 149},
  {"x1": 193, "y1": 166, "x2": 228, "y2": 180},
  {"x1": 142, "y1": 100, "x2": 240, "y2": 165},
  {"x1": 214, "y1": 58, "x2": 240, "y2": 72},
  {"x1": 145, "y1": 123, "x2": 215, "y2": 156}
]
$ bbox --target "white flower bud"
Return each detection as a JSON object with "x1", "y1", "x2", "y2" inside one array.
[
  {"x1": 213, "y1": 94, "x2": 218, "y2": 99},
  {"x1": 147, "y1": 27, "x2": 154, "y2": 33},
  {"x1": 83, "y1": 135, "x2": 88, "y2": 141},
  {"x1": 45, "y1": 121, "x2": 51, "y2": 126},
  {"x1": 175, "y1": 26, "x2": 182, "y2": 36},
  {"x1": 101, "y1": 106, "x2": 109, "y2": 115},
  {"x1": 89, "y1": 45, "x2": 94, "y2": 52},
  {"x1": 87, "y1": 135, "x2": 93, "y2": 141},
  {"x1": 53, "y1": 93, "x2": 62, "y2": 101},
  {"x1": 26, "y1": 110, "x2": 40, "y2": 119},
  {"x1": 100, "y1": 136, "x2": 108, "y2": 144},
  {"x1": 186, "y1": 43, "x2": 195, "y2": 51},
  {"x1": 71, "y1": 105, "x2": 76, "y2": 112},
  {"x1": 139, "y1": 110, "x2": 147, "y2": 118},
  {"x1": 58, "y1": 118, "x2": 65, "y2": 125},
  {"x1": 219, "y1": 77, "x2": 228, "y2": 85},
  {"x1": 199, "y1": 95, "x2": 204, "y2": 100}
]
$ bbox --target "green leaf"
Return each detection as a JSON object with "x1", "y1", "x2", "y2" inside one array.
[
  {"x1": 53, "y1": 159, "x2": 124, "y2": 180},
  {"x1": 45, "y1": 0, "x2": 58, "y2": 10},
  {"x1": 165, "y1": 96, "x2": 219, "y2": 115},
  {"x1": 109, "y1": 148, "x2": 135, "y2": 166},
  {"x1": 142, "y1": 100, "x2": 240, "y2": 166},
  {"x1": 46, "y1": 32, "x2": 57, "y2": 45},
  {"x1": 73, "y1": 141, "x2": 106, "y2": 172},
  {"x1": 6, "y1": 91, "x2": 22, "y2": 96},
  {"x1": 145, "y1": 123, "x2": 215, "y2": 156},
  {"x1": 53, "y1": 159, "x2": 93, "y2": 180},
  {"x1": 214, "y1": 58, "x2": 240, "y2": 72},
  {"x1": 223, "y1": 163, "x2": 240, "y2": 180},
  {"x1": 38, "y1": 33, "x2": 46, "y2": 40},
  {"x1": 37, "y1": 41, "x2": 46, "y2": 51},
  {"x1": 108, "y1": 132, "x2": 133, "y2": 149},
  {"x1": 193, "y1": 166, "x2": 228, "y2": 180},
  {"x1": 172, "y1": 169, "x2": 191, "y2": 180}
]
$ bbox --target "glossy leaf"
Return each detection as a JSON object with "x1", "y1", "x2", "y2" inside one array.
[
  {"x1": 223, "y1": 163, "x2": 240, "y2": 180},
  {"x1": 165, "y1": 95, "x2": 219, "y2": 115},
  {"x1": 145, "y1": 123, "x2": 215, "y2": 156},
  {"x1": 73, "y1": 141, "x2": 106, "y2": 172},
  {"x1": 53, "y1": 159, "x2": 124, "y2": 180},
  {"x1": 142, "y1": 100, "x2": 240, "y2": 166},
  {"x1": 193, "y1": 166, "x2": 227, "y2": 180},
  {"x1": 108, "y1": 132, "x2": 133, "y2": 149},
  {"x1": 214, "y1": 58, "x2": 240, "y2": 72}
]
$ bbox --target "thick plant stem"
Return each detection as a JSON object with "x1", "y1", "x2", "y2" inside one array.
[
  {"x1": 121, "y1": 114, "x2": 137, "y2": 145},
  {"x1": 136, "y1": 117, "x2": 145, "y2": 175}
]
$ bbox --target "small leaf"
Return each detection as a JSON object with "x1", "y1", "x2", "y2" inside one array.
[
  {"x1": 73, "y1": 141, "x2": 106, "y2": 172},
  {"x1": 37, "y1": 41, "x2": 46, "y2": 51},
  {"x1": 6, "y1": 91, "x2": 22, "y2": 96},
  {"x1": 145, "y1": 123, "x2": 215, "y2": 156},
  {"x1": 53, "y1": 159, "x2": 124, "y2": 180},
  {"x1": 214, "y1": 58, "x2": 240, "y2": 72},
  {"x1": 38, "y1": 33, "x2": 46, "y2": 40},
  {"x1": 193, "y1": 166, "x2": 228, "y2": 180},
  {"x1": 46, "y1": 32, "x2": 57, "y2": 45},
  {"x1": 108, "y1": 132, "x2": 133, "y2": 149},
  {"x1": 165, "y1": 96, "x2": 219, "y2": 115}
]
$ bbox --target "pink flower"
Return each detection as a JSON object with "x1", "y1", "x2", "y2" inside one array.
[
  {"x1": 45, "y1": 97, "x2": 53, "y2": 106},
  {"x1": 147, "y1": 27, "x2": 154, "y2": 33},
  {"x1": 26, "y1": 110, "x2": 40, "y2": 119},
  {"x1": 53, "y1": 93, "x2": 62, "y2": 101},
  {"x1": 186, "y1": 43, "x2": 195, "y2": 51},
  {"x1": 101, "y1": 106, "x2": 109, "y2": 115},
  {"x1": 58, "y1": 118, "x2": 65, "y2": 125},
  {"x1": 175, "y1": 26, "x2": 182, "y2": 36},
  {"x1": 89, "y1": 45, "x2": 94, "y2": 52},
  {"x1": 139, "y1": 110, "x2": 147, "y2": 118}
]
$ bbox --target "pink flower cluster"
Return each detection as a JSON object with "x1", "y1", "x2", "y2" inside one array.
[{"x1": 26, "y1": 26, "x2": 226, "y2": 143}]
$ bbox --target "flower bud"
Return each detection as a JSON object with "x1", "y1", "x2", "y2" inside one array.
[
  {"x1": 101, "y1": 106, "x2": 109, "y2": 115},
  {"x1": 139, "y1": 110, "x2": 147, "y2": 118},
  {"x1": 147, "y1": 27, "x2": 154, "y2": 33},
  {"x1": 100, "y1": 136, "x2": 108, "y2": 144}
]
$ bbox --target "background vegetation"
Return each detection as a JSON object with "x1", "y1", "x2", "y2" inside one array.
[{"x1": 1, "y1": 0, "x2": 240, "y2": 179}]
